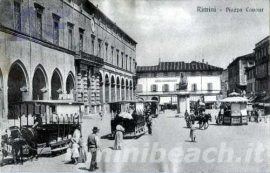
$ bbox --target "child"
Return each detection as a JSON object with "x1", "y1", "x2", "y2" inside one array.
[{"x1": 190, "y1": 121, "x2": 196, "y2": 142}]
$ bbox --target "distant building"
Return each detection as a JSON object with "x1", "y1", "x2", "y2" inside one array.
[
  {"x1": 221, "y1": 69, "x2": 229, "y2": 98},
  {"x1": 136, "y1": 60, "x2": 223, "y2": 109},
  {"x1": 245, "y1": 65, "x2": 256, "y2": 99},
  {"x1": 254, "y1": 36, "x2": 270, "y2": 105},
  {"x1": 227, "y1": 53, "x2": 255, "y2": 94}
]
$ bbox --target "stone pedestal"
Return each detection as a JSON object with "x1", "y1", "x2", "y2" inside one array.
[{"x1": 177, "y1": 94, "x2": 190, "y2": 114}]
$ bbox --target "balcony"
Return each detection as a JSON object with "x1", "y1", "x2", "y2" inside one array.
[{"x1": 76, "y1": 51, "x2": 104, "y2": 67}]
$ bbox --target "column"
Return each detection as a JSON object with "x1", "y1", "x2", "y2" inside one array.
[
  {"x1": 90, "y1": 75, "x2": 96, "y2": 113},
  {"x1": 83, "y1": 72, "x2": 89, "y2": 112},
  {"x1": 76, "y1": 72, "x2": 82, "y2": 102}
]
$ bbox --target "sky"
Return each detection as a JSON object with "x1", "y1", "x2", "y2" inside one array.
[{"x1": 90, "y1": 0, "x2": 269, "y2": 69}]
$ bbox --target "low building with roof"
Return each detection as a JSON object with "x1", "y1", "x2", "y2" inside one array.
[{"x1": 136, "y1": 60, "x2": 223, "y2": 112}]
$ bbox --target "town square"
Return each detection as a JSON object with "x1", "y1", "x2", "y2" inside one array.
[{"x1": 0, "y1": 0, "x2": 269, "y2": 172}]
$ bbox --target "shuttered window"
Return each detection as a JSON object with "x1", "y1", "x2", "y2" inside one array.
[
  {"x1": 151, "y1": 84, "x2": 157, "y2": 92},
  {"x1": 207, "y1": 83, "x2": 213, "y2": 91},
  {"x1": 163, "y1": 84, "x2": 169, "y2": 92},
  {"x1": 192, "y1": 84, "x2": 197, "y2": 91}
]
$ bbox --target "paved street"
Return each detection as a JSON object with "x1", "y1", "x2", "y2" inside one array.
[{"x1": 1, "y1": 110, "x2": 270, "y2": 172}]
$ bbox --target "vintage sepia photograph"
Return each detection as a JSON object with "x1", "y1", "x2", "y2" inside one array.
[{"x1": 0, "y1": 0, "x2": 269, "y2": 172}]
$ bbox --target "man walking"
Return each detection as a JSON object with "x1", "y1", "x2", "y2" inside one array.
[
  {"x1": 146, "y1": 113, "x2": 153, "y2": 135},
  {"x1": 87, "y1": 127, "x2": 101, "y2": 171}
]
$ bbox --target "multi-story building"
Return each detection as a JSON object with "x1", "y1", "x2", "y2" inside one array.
[
  {"x1": 221, "y1": 69, "x2": 229, "y2": 98},
  {"x1": 245, "y1": 65, "x2": 256, "y2": 99},
  {"x1": 0, "y1": 0, "x2": 137, "y2": 120},
  {"x1": 227, "y1": 53, "x2": 255, "y2": 94},
  {"x1": 136, "y1": 60, "x2": 223, "y2": 110},
  {"x1": 254, "y1": 36, "x2": 270, "y2": 107}
]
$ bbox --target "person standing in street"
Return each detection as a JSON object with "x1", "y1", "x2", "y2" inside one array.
[
  {"x1": 87, "y1": 127, "x2": 101, "y2": 171},
  {"x1": 99, "y1": 110, "x2": 103, "y2": 121},
  {"x1": 114, "y1": 122, "x2": 125, "y2": 150},
  {"x1": 190, "y1": 121, "x2": 196, "y2": 142},
  {"x1": 146, "y1": 113, "x2": 153, "y2": 135}
]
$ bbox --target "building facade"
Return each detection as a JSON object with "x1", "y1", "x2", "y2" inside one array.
[
  {"x1": 227, "y1": 53, "x2": 255, "y2": 94},
  {"x1": 0, "y1": 0, "x2": 137, "y2": 120},
  {"x1": 254, "y1": 36, "x2": 269, "y2": 100},
  {"x1": 136, "y1": 61, "x2": 223, "y2": 108},
  {"x1": 220, "y1": 69, "x2": 229, "y2": 98}
]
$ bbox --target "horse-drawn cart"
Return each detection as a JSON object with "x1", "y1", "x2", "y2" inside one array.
[
  {"x1": 1, "y1": 100, "x2": 83, "y2": 166},
  {"x1": 186, "y1": 101, "x2": 212, "y2": 129},
  {"x1": 109, "y1": 101, "x2": 146, "y2": 138}
]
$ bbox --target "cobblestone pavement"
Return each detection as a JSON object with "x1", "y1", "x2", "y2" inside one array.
[{"x1": 1, "y1": 110, "x2": 270, "y2": 172}]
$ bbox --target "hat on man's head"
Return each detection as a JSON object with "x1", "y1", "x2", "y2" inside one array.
[{"x1": 92, "y1": 127, "x2": 100, "y2": 132}]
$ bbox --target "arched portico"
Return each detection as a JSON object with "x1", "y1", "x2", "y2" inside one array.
[
  {"x1": 8, "y1": 61, "x2": 29, "y2": 119},
  {"x1": 32, "y1": 65, "x2": 48, "y2": 100},
  {"x1": 51, "y1": 69, "x2": 63, "y2": 100}
]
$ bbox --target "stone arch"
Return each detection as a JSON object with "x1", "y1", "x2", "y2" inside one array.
[
  {"x1": 7, "y1": 60, "x2": 29, "y2": 119},
  {"x1": 121, "y1": 78, "x2": 125, "y2": 101},
  {"x1": 129, "y1": 80, "x2": 133, "y2": 100},
  {"x1": 51, "y1": 68, "x2": 63, "y2": 100},
  {"x1": 98, "y1": 72, "x2": 104, "y2": 103},
  {"x1": 151, "y1": 97, "x2": 159, "y2": 101},
  {"x1": 105, "y1": 74, "x2": 110, "y2": 103},
  {"x1": 111, "y1": 75, "x2": 116, "y2": 102},
  {"x1": 126, "y1": 79, "x2": 129, "y2": 100},
  {"x1": 66, "y1": 71, "x2": 75, "y2": 95},
  {"x1": 116, "y1": 76, "x2": 120, "y2": 101},
  {"x1": 32, "y1": 64, "x2": 48, "y2": 100}
]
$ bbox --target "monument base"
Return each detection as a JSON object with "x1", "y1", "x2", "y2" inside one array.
[{"x1": 177, "y1": 94, "x2": 190, "y2": 114}]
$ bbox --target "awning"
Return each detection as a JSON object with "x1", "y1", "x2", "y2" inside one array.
[
  {"x1": 204, "y1": 96, "x2": 217, "y2": 103},
  {"x1": 248, "y1": 95, "x2": 257, "y2": 102},
  {"x1": 262, "y1": 95, "x2": 270, "y2": 102}
]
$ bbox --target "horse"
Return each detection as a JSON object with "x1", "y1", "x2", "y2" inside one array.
[
  {"x1": 188, "y1": 113, "x2": 212, "y2": 130},
  {"x1": 197, "y1": 114, "x2": 212, "y2": 129},
  {"x1": 1, "y1": 126, "x2": 26, "y2": 166}
]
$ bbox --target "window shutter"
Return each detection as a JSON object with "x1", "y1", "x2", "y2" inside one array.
[
  {"x1": 156, "y1": 85, "x2": 158, "y2": 92},
  {"x1": 151, "y1": 85, "x2": 153, "y2": 92},
  {"x1": 162, "y1": 85, "x2": 165, "y2": 92}
]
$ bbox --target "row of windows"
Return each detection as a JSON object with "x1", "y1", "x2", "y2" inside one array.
[
  {"x1": 12, "y1": 1, "x2": 135, "y2": 72},
  {"x1": 138, "y1": 71, "x2": 216, "y2": 78},
  {"x1": 255, "y1": 46, "x2": 268, "y2": 59},
  {"x1": 137, "y1": 83, "x2": 213, "y2": 92}
]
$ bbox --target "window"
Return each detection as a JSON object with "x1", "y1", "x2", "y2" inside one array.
[
  {"x1": 164, "y1": 72, "x2": 168, "y2": 77},
  {"x1": 91, "y1": 35, "x2": 95, "y2": 54},
  {"x1": 152, "y1": 84, "x2": 157, "y2": 92},
  {"x1": 175, "y1": 84, "x2": 180, "y2": 91},
  {"x1": 126, "y1": 55, "x2": 128, "y2": 70},
  {"x1": 79, "y1": 28, "x2": 84, "y2": 51},
  {"x1": 121, "y1": 52, "x2": 124, "y2": 68},
  {"x1": 111, "y1": 47, "x2": 114, "y2": 64},
  {"x1": 67, "y1": 23, "x2": 74, "y2": 50},
  {"x1": 163, "y1": 84, "x2": 169, "y2": 92},
  {"x1": 207, "y1": 83, "x2": 213, "y2": 91},
  {"x1": 116, "y1": 50, "x2": 119, "y2": 67},
  {"x1": 192, "y1": 84, "x2": 197, "y2": 91},
  {"x1": 14, "y1": 1, "x2": 21, "y2": 31},
  {"x1": 129, "y1": 57, "x2": 132, "y2": 71},
  {"x1": 98, "y1": 39, "x2": 102, "y2": 57},
  {"x1": 35, "y1": 10, "x2": 43, "y2": 39},
  {"x1": 53, "y1": 14, "x2": 60, "y2": 45},
  {"x1": 105, "y1": 43, "x2": 108, "y2": 61},
  {"x1": 137, "y1": 84, "x2": 143, "y2": 93}
]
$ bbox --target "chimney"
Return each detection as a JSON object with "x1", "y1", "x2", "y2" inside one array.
[{"x1": 202, "y1": 59, "x2": 204, "y2": 63}]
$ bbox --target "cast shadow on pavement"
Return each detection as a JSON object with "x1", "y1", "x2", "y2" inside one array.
[{"x1": 184, "y1": 140, "x2": 197, "y2": 143}]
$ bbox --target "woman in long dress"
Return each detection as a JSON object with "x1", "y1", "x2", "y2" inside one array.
[
  {"x1": 190, "y1": 121, "x2": 196, "y2": 142},
  {"x1": 114, "y1": 123, "x2": 125, "y2": 150}
]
